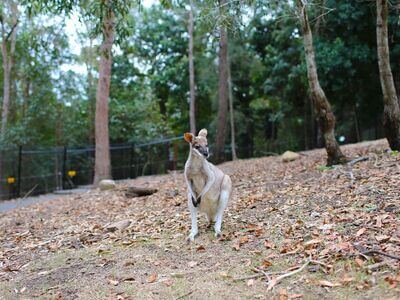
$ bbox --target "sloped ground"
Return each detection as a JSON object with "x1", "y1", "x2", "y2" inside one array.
[{"x1": 0, "y1": 139, "x2": 399, "y2": 299}]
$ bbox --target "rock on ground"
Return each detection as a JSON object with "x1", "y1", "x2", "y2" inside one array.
[
  {"x1": 99, "y1": 179, "x2": 116, "y2": 190},
  {"x1": 105, "y1": 219, "x2": 131, "y2": 232},
  {"x1": 281, "y1": 150, "x2": 300, "y2": 162}
]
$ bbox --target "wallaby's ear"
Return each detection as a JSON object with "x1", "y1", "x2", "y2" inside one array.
[
  {"x1": 198, "y1": 128, "x2": 208, "y2": 137},
  {"x1": 184, "y1": 132, "x2": 194, "y2": 143}
]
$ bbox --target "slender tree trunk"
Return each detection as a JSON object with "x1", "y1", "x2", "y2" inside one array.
[
  {"x1": 1, "y1": 39, "x2": 11, "y2": 138},
  {"x1": 376, "y1": 0, "x2": 400, "y2": 150},
  {"x1": 1, "y1": 2, "x2": 17, "y2": 139},
  {"x1": 188, "y1": 0, "x2": 196, "y2": 134},
  {"x1": 86, "y1": 37, "x2": 96, "y2": 145},
  {"x1": 93, "y1": 8, "x2": 115, "y2": 186},
  {"x1": 215, "y1": 0, "x2": 229, "y2": 163},
  {"x1": 296, "y1": 0, "x2": 346, "y2": 165},
  {"x1": 227, "y1": 53, "x2": 237, "y2": 160},
  {"x1": 22, "y1": 79, "x2": 30, "y2": 118}
]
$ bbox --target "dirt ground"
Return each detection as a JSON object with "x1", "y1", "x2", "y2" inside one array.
[{"x1": 1, "y1": 139, "x2": 400, "y2": 299}]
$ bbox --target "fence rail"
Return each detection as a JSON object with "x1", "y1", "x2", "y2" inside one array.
[{"x1": 0, "y1": 137, "x2": 292, "y2": 201}]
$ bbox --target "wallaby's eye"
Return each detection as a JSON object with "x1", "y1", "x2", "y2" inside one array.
[{"x1": 194, "y1": 145, "x2": 200, "y2": 149}]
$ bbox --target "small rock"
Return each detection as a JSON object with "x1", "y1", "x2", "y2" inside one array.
[
  {"x1": 106, "y1": 220, "x2": 131, "y2": 232},
  {"x1": 310, "y1": 211, "x2": 320, "y2": 218},
  {"x1": 281, "y1": 151, "x2": 300, "y2": 162},
  {"x1": 99, "y1": 179, "x2": 116, "y2": 190}
]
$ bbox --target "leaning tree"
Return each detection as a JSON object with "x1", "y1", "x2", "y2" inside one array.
[
  {"x1": 376, "y1": 0, "x2": 400, "y2": 150},
  {"x1": 295, "y1": 0, "x2": 347, "y2": 165}
]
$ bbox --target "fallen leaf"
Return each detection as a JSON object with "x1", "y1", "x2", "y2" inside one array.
[
  {"x1": 239, "y1": 236, "x2": 249, "y2": 245},
  {"x1": 355, "y1": 257, "x2": 364, "y2": 267},
  {"x1": 247, "y1": 279, "x2": 254, "y2": 286},
  {"x1": 147, "y1": 273, "x2": 157, "y2": 283},
  {"x1": 319, "y1": 280, "x2": 341, "y2": 287},
  {"x1": 163, "y1": 278, "x2": 174, "y2": 287},
  {"x1": 266, "y1": 252, "x2": 279, "y2": 259},
  {"x1": 108, "y1": 278, "x2": 119, "y2": 286},
  {"x1": 319, "y1": 248, "x2": 330, "y2": 256},
  {"x1": 341, "y1": 275, "x2": 354, "y2": 284},
  {"x1": 243, "y1": 258, "x2": 252, "y2": 266},
  {"x1": 288, "y1": 294, "x2": 303, "y2": 299},
  {"x1": 304, "y1": 239, "x2": 322, "y2": 249},
  {"x1": 196, "y1": 245, "x2": 205, "y2": 252},
  {"x1": 123, "y1": 260, "x2": 135, "y2": 267},
  {"x1": 264, "y1": 240, "x2": 275, "y2": 249},
  {"x1": 220, "y1": 271, "x2": 231, "y2": 279},
  {"x1": 375, "y1": 235, "x2": 390, "y2": 242},
  {"x1": 356, "y1": 228, "x2": 366, "y2": 237},
  {"x1": 279, "y1": 288, "x2": 288, "y2": 300},
  {"x1": 188, "y1": 261, "x2": 197, "y2": 268},
  {"x1": 261, "y1": 259, "x2": 272, "y2": 268}
]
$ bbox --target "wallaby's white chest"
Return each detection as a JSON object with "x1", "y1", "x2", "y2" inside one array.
[{"x1": 187, "y1": 173, "x2": 206, "y2": 197}]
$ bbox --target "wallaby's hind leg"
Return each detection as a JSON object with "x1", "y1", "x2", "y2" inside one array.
[
  {"x1": 187, "y1": 192, "x2": 198, "y2": 242},
  {"x1": 214, "y1": 176, "x2": 232, "y2": 238},
  {"x1": 206, "y1": 215, "x2": 212, "y2": 228}
]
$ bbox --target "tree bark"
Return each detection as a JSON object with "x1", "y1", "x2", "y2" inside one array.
[
  {"x1": 86, "y1": 37, "x2": 96, "y2": 145},
  {"x1": 376, "y1": 0, "x2": 400, "y2": 150},
  {"x1": 215, "y1": 0, "x2": 229, "y2": 163},
  {"x1": 227, "y1": 53, "x2": 237, "y2": 160},
  {"x1": 93, "y1": 7, "x2": 115, "y2": 186},
  {"x1": 188, "y1": 0, "x2": 196, "y2": 134},
  {"x1": 0, "y1": 1, "x2": 18, "y2": 139},
  {"x1": 296, "y1": 0, "x2": 346, "y2": 165}
]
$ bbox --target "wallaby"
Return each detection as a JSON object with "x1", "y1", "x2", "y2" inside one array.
[{"x1": 183, "y1": 129, "x2": 232, "y2": 241}]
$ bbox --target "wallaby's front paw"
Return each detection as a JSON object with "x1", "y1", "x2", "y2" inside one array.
[{"x1": 187, "y1": 232, "x2": 198, "y2": 243}]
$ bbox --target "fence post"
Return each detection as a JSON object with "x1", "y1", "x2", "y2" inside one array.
[
  {"x1": 62, "y1": 146, "x2": 67, "y2": 190},
  {"x1": 17, "y1": 146, "x2": 22, "y2": 198},
  {"x1": 129, "y1": 143, "x2": 135, "y2": 179}
]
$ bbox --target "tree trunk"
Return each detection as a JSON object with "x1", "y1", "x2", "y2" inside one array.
[
  {"x1": 188, "y1": 0, "x2": 196, "y2": 134},
  {"x1": 227, "y1": 53, "x2": 237, "y2": 160},
  {"x1": 93, "y1": 8, "x2": 115, "y2": 186},
  {"x1": 86, "y1": 37, "x2": 96, "y2": 145},
  {"x1": 296, "y1": 0, "x2": 346, "y2": 165},
  {"x1": 376, "y1": 0, "x2": 400, "y2": 150},
  {"x1": 0, "y1": 2, "x2": 18, "y2": 139},
  {"x1": 215, "y1": 0, "x2": 229, "y2": 163},
  {"x1": 1, "y1": 38, "x2": 11, "y2": 139}
]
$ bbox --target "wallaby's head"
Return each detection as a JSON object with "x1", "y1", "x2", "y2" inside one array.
[{"x1": 184, "y1": 129, "x2": 209, "y2": 158}]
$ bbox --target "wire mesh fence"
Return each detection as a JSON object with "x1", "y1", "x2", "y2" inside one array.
[
  {"x1": 0, "y1": 136, "x2": 292, "y2": 201},
  {"x1": 0, "y1": 137, "x2": 190, "y2": 201}
]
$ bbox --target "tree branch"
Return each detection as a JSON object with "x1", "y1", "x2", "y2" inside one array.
[
  {"x1": 5, "y1": 20, "x2": 18, "y2": 42},
  {"x1": 361, "y1": 250, "x2": 400, "y2": 261}
]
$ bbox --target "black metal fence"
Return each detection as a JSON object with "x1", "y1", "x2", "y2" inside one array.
[
  {"x1": 0, "y1": 136, "x2": 293, "y2": 201},
  {"x1": 0, "y1": 136, "x2": 192, "y2": 200}
]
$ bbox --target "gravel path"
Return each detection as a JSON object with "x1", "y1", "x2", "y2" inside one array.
[{"x1": 0, "y1": 187, "x2": 91, "y2": 213}]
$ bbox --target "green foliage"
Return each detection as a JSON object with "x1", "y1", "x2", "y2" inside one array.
[{"x1": 2, "y1": 0, "x2": 399, "y2": 157}]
